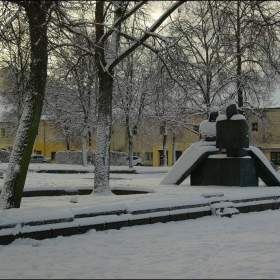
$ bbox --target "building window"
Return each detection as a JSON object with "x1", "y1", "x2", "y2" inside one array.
[
  {"x1": 51, "y1": 152, "x2": 56, "y2": 160},
  {"x1": 1, "y1": 128, "x2": 5, "y2": 138},
  {"x1": 132, "y1": 125, "x2": 138, "y2": 135},
  {"x1": 36, "y1": 150, "x2": 42, "y2": 155},
  {"x1": 145, "y1": 152, "x2": 153, "y2": 161},
  {"x1": 271, "y1": 152, "x2": 280, "y2": 165},
  {"x1": 252, "y1": 122, "x2": 258, "y2": 132}
]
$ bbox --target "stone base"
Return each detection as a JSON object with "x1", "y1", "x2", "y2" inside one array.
[{"x1": 190, "y1": 156, "x2": 258, "y2": 187}]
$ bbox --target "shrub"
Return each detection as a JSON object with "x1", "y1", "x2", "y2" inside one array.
[
  {"x1": 55, "y1": 150, "x2": 128, "y2": 165},
  {"x1": 0, "y1": 149, "x2": 11, "y2": 163}
]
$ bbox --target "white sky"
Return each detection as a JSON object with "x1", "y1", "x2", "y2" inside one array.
[
  {"x1": 0, "y1": 159, "x2": 280, "y2": 278},
  {"x1": 150, "y1": 1, "x2": 164, "y2": 20}
]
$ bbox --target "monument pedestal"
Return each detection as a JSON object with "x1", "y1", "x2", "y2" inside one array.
[{"x1": 190, "y1": 156, "x2": 258, "y2": 187}]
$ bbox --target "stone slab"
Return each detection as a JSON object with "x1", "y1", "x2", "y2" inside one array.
[{"x1": 191, "y1": 157, "x2": 258, "y2": 187}]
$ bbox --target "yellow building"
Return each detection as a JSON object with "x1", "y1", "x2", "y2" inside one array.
[
  {"x1": 247, "y1": 107, "x2": 280, "y2": 165},
  {"x1": 0, "y1": 124, "x2": 13, "y2": 152},
  {"x1": 1, "y1": 107, "x2": 280, "y2": 166},
  {"x1": 111, "y1": 120, "x2": 200, "y2": 167}
]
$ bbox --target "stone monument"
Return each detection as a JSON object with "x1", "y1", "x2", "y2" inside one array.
[
  {"x1": 191, "y1": 101, "x2": 257, "y2": 186},
  {"x1": 160, "y1": 100, "x2": 280, "y2": 187}
]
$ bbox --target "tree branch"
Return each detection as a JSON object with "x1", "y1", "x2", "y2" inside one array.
[{"x1": 106, "y1": 0, "x2": 184, "y2": 72}]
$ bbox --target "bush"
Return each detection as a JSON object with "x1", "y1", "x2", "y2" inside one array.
[
  {"x1": 55, "y1": 150, "x2": 128, "y2": 165},
  {"x1": 0, "y1": 149, "x2": 11, "y2": 163}
]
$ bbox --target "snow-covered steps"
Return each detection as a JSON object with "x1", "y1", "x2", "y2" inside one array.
[
  {"x1": 234, "y1": 199, "x2": 280, "y2": 213},
  {"x1": 209, "y1": 201, "x2": 239, "y2": 217},
  {"x1": 1, "y1": 195, "x2": 280, "y2": 245},
  {"x1": 0, "y1": 208, "x2": 75, "y2": 231}
]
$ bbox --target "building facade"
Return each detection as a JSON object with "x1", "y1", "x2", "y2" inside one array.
[{"x1": 0, "y1": 107, "x2": 280, "y2": 166}]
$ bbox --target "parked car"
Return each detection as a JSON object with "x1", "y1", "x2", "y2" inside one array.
[
  {"x1": 126, "y1": 156, "x2": 143, "y2": 166},
  {"x1": 270, "y1": 162, "x2": 279, "y2": 172},
  {"x1": 30, "y1": 155, "x2": 51, "y2": 163}
]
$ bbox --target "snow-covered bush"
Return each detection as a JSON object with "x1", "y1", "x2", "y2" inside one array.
[
  {"x1": 55, "y1": 150, "x2": 83, "y2": 165},
  {"x1": 0, "y1": 149, "x2": 11, "y2": 163},
  {"x1": 110, "y1": 151, "x2": 128, "y2": 166},
  {"x1": 55, "y1": 150, "x2": 128, "y2": 165}
]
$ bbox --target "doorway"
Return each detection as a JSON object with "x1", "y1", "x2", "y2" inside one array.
[{"x1": 159, "y1": 150, "x2": 168, "y2": 166}]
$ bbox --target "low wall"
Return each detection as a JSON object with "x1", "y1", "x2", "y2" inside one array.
[{"x1": 55, "y1": 150, "x2": 128, "y2": 165}]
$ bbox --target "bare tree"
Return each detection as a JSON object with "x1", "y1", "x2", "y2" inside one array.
[
  {"x1": 0, "y1": 1, "x2": 54, "y2": 209},
  {"x1": 113, "y1": 45, "x2": 156, "y2": 168},
  {"x1": 0, "y1": 6, "x2": 30, "y2": 135},
  {"x1": 56, "y1": 1, "x2": 184, "y2": 194},
  {"x1": 49, "y1": 32, "x2": 98, "y2": 166}
]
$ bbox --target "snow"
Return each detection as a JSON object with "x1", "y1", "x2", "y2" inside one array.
[
  {"x1": 160, "y1": 141, "x2": 219, "y2": 185},
  {"x1": 210, "y1": 105, "x2": 220, "y2": 112},
  {"x1": 199, "y1": 120, "x2": 216, "y2": 140},
  {"x1": 230, "y1": 114, "x2": 246, "y2": 120},
  {"x1": 0, "y1": 163, "x2": 280, "y2": 278},
  {"x1": 216, "y1": 114, "x2": 245, "y2": 121}
]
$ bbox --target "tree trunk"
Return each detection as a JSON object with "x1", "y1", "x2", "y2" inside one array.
[
  {"x1": 172, "y1": 132, "x2": 176, "y2": 165},
  {"x1": 236, "y1": 0, "x2": 243, "y2": 108},
  {"x1": 82, "y1": 134, "x2": 88, "y2": 167},
  {"x1": 82, "y1": 117, "x2": 88, "y2": 166},
  {"x1": 93, "y1": 71, "x2": 114, "y2": 194},
  {"x1": 92, "y1": 1, "x2": 119, "y2": 195},
  {"x1": 87, "y1": 131, "x2": 93, "y2": 165},
  {"x1": 0, "y1": 1, "x2": 51, "y2": 209},
  {"x1": 163, "y1": 122, "x2": 167, "y2": 167},
  {"x1": 126, "y1": 116, "x2": 134, "y2": 168}
]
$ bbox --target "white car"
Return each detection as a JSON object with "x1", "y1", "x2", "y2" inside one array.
[
  {"x1": 126, "y1": 156, "x2": 143, "y2": 166},
  {"x1": 30, "y1": 155, "x2": 51, "y2": 163}
]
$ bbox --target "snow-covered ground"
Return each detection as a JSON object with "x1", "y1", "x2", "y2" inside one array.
[{"x1": 0, "y1": 163, "x2": 280, "y2": 279}]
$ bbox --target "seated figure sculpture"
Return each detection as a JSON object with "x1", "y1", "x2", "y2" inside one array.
[
  {"x1": 216, "y1": 101, "x2": 249, "y2": 157},
  {"x1": 199, "y1": 106, "x2": 220, "y2": 141}
]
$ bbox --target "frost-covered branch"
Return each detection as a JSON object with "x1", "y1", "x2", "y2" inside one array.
[
  {"x1": 97, "y1": 0, "x2": 148, "y2": 46},
  {"x1": 0, "y1": 6, "x2": 21, "y2": 39},
  {"x1": 106, "y1": 1, "x2": 184, "y2": 71}
]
